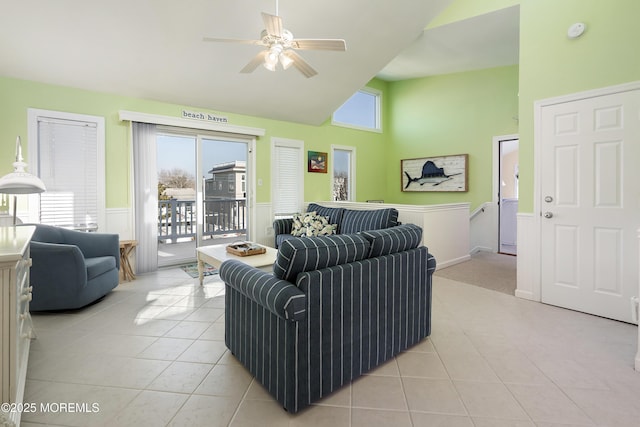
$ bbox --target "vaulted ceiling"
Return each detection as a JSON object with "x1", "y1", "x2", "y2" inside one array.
[{"x1": 0, "y1": 1, "x2": 519, "y2": 125}]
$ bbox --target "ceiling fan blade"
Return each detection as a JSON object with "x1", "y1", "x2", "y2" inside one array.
[
  {"x1": 203, "y1": 37, "x2": 264, "y2": 46},
  {"x1": 240, "y1": 51, "x2": 268, "y2": 73},
  {"x1": 262, "y1": 12, "x2": 283, "y2": 37},
  {"x1": 283, "y1": 50, "x2": 317, "y2": 78},
  {"x1": 291, "y1": 39, "x2": 347, "y2": 51}
]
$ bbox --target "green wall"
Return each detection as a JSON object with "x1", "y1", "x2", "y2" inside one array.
[
  {"x1": 3, "y1": 0, "x2": 638, "y2": 217},
  {"x1": 518, "y1": 0, "x2": 640, "y2": 212},
  {"x1": 0, "y1": 76, "x2": 389, "y2": 209},
  {"x1": 386, "y1": 65, "x2": 519, "y2": 210},
  {"x1": 400, "y1": 0, "x2": 640, "y2": 213}
]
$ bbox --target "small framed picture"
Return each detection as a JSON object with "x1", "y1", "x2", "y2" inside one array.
[{"x1": 308, "y1": 151, "x2": 328, "y2": 173}]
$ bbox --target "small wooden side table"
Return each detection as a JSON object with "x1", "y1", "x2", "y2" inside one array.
[{"x1": 119, "y1": 240, "x2": 138, "y2": 282}]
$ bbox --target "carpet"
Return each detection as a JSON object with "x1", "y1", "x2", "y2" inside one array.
[
  {"x1": 180, "y1": 263, "x2": 218, "y2": 278},
  {"x1": 434, "y1": 251, "x2": 516, "y2": 295}
]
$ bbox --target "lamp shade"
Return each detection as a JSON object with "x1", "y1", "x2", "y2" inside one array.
[
  {"x1": 0, "y1": 136, "x2": 46, "y2": 195},
  {"x1": 0, "y1": 170, "x2": 46, "y2": 194}
]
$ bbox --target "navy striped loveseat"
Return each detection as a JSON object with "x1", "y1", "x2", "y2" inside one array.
[
  {"x1": 219, "y1": 223, "x2": 436, "y2": 413},
  {"x1": 272, "y1": 203, "x2": 399, "y2": 248}
]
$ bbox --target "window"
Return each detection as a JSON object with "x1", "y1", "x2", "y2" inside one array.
[
  {"x1": 28, "y1": 109, "x2": 105, "y2": 230},
  {"x1": 272, "y1": 138, "x2": 304, "y2": 217},
  {"x1": 332, "y1": 87, "x2": 381, "y2": 132},
  {"x1": 332, "y1": 146, "x2": 355, "y2": 201}
]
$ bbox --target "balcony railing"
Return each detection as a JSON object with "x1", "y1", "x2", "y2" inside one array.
[{"x1": 158, "y1": 198, "x2": 246, "y2": 243}]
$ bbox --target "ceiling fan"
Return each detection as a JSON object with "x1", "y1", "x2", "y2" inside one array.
[{"x1": 203, "y1": 2, "x2": 346, "y2": 78}]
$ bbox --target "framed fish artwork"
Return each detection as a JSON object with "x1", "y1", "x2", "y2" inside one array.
[
  {"x1": 308, "y1": 151, "x2": 328, "y2": 173},
  {"x1": 401, "y1": 154, "x2": 468, "y2": 192}
]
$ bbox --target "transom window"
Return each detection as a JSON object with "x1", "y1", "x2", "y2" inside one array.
[{"x1": 332, "y1": 88, "x2": 381, "y2": 132}]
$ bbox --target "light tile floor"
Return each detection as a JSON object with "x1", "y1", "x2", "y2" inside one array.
[{"x1": 20, "y1": 268, "x2": 640, "y2": 426}]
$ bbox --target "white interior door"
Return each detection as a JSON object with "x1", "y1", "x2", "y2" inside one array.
[{"x1": 540, "y1": 88, "x2": 640, "y2": 323}]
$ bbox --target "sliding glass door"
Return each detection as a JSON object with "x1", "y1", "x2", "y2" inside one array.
[
  {"x1": 156, "y1": 130, "x2": 250, "y2": 267},
  {"x1": 198, "y1": 137, "x2": 248, "y2": 248}
]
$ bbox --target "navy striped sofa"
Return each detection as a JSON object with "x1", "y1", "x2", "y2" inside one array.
[
  {"x1": 272, "y1": 203, "x2": 399, "y2": 248},
  {"x1": 220, "y1": 223, "x2": 436, "y2": 413}
]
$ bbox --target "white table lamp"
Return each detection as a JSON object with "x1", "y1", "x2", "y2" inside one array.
[{"x1": 0, "y1": 136, "x2": 46, "y2": 225}]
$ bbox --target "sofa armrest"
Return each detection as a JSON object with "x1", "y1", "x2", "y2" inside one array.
[
  {"x1": 427, "y1": 252, "x2": 437, "y2": 274},
  {"x1": 62, "y1": 230, "x2": 121, "y2": 270},
  {"x1": 273, "y1": 218, "x2": 293, "y2": 236},
  {"x1": 220, "y1": 260, "x2": 306, "y2": 321},
  {"x1": 30, "y1": 241, "x2": 87, "y2": 289}
]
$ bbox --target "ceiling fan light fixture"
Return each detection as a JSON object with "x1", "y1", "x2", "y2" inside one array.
[
  {"x1": 279, "y1": 51, "x2": 294, "y2": 70},
  {"x1": 263, "y1": 59, "x2": 277, "y2": 71},
  {"x1": 203, "y1": 7, "x2": 345, "y2": 78},
  {"x1": 263, "y1": 44, "x2": 282, "y2": 71}
]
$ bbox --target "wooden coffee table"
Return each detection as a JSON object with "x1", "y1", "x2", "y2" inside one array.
[{"x1": 196, "y1": 243, "x2": 278, "y2": 286}]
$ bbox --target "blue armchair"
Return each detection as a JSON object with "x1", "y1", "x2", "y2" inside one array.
[{"x1": 25, "y1": 224, "x2": 120, "y2": 311}]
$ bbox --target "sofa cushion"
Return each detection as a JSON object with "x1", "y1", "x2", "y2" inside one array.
[
  {"x1": 276, "y1": 233, "x2": 295, "y2": 248},
  {"x1": 85, "y1": 256, "x2": 117, "y2": 280},
  {"x1": 360, "y1": 224, "x2": 422, "y2": 257},
  {"x1": 290, "y1": 212, "x2": 337, "y2": 237},
  {"x1": 340, "y1": 208, "x2": 399, "y2": 234},
  {"x1": 306, "y1": 203, "x2": 345, "y2": 226},
  {"x1": 273, "y1": 234, "x2": 371, "y2": 283}
]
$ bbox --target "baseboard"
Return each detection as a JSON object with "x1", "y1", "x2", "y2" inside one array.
[
  {"x1": 437, "y1": 254, "x2": 471, "y2": 270},
  {"x1": 515, "y1": 289, "x2": 534, "y2": 300},
  {"x1": 470, "y1": 246, "x2": 492, "y2": 255}
]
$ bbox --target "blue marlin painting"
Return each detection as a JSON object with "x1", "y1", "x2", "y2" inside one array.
[{"x1": 404, "y1": 160, "x2": 462, "y2": 189}]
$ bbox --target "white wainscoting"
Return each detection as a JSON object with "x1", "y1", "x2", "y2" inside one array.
[
  {"x1": 107, "y1": 202, "x2": 472, "y2": 270},
  {"x1": 515, "y1": 213, "x2": 537, "y2": 301},
  {"x1": 315, "y1": 201, "x2": 470, "y2": 269},
  {"x1": 252, "y1": 203, "x2": 275, "y2": 247},
  {"x1": 105, "y1": 208, "x2": 134, "y2": 240},
  {"x1": 636, "y1": 228, "x2": 640, "y2": 371},
  {"x1": 469, "y1": 202, "x2": 497, "y2": 254}
]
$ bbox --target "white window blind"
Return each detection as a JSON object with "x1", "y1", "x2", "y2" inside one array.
[
  {"x1": 37, "y1": 118, "x2": 99, "y2": 230},
  {"x1": 272, "y1": 139, "x2": 303, "y2": 216}
]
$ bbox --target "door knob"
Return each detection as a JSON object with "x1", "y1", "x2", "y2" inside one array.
[{"x1": 543, "y1": 212, "x2": 553, "y2": 219}]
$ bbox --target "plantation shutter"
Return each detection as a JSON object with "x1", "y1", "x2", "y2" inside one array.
[
  {"x1": 37, "y1": 117, "x2": 99, "y2": 230},
  {"x1": 272, "y1": 139, "x2": 303, "y2": 216}
]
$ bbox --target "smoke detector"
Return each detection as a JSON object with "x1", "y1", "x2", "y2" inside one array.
[{"x1": 567, "y1": 22, "x2": 586, "y2": 39}]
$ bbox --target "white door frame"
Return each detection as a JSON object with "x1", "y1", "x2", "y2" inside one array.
[
  {"x1": 492, "y1": 134, "x2": 519, "y2": 254},
  {"x1": 531, "y1": 80, "x2": 640, "y2": 302}
]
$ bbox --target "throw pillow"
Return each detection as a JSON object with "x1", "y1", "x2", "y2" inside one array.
[
  {"x1": 290, "y1": 212, "x2": 337, "y2": 237},
  {"x1": 340, "y1": 208, "x2": 399, "y2": 234},
  {"x1": 274, "y1": 234, "x2": 371, "y2": 283}
]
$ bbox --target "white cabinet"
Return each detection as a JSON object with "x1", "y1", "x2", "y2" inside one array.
[{"x1": 0, "y1": 225, "x2": 35, "y2": 427}]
